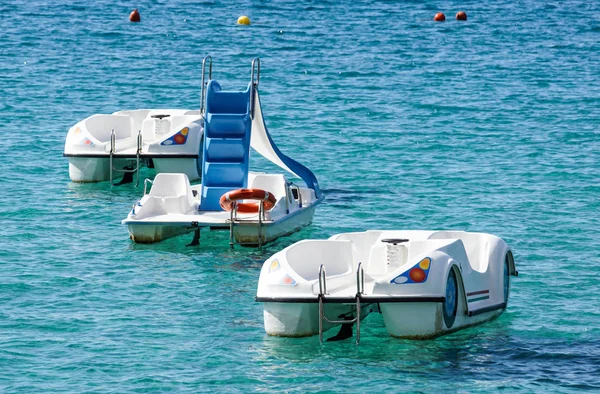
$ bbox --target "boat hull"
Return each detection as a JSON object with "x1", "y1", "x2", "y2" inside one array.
[
  {"x1": 125, "y1": 203, "x2": 317, "y2": 245},
  {"x1": 380, "y1": 302, "x2": 503, "y2": 339},
  {"x1": 128, "y1": 223, "x2": 196, "y2": 244},
  {"x1": 263, "y1": 302, "x2": 353, "y2": 337},
  {"x1": 233, "y1": 202, "x2": 318, "y2": 246},
  {"x1": 152, "y1": 158, "x2": 200, "y2": 182},
  {"x1": 68, "y1": 156, "x2": 201, "y2": 183},
  {"x1": 68, "y1": 157, "x2": 132, "y2": 183}
]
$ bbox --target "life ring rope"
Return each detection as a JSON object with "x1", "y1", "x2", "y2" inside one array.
[{"x1": 219, "y1": 188, "x2": 277, "y2": 213}]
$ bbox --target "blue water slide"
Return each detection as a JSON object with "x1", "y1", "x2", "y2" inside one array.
[{"x1": 199, "y1": 81, "x2": 252, "y2": 211}]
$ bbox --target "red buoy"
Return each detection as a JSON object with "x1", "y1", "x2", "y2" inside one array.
[
  {"x1": 434, "y1": 12, "x2": 446, "y2": 22},
  {"x1": 456, "y1": 11, "x2": 467, "y2": 21},
  {"x1": 129, "y1": 9, "x2": 141, "y2": 22}
]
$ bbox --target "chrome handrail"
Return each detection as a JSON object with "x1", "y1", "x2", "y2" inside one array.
[
  {"x1": 250, "y1": 57, "x2": 260, "y2": 119},
  {"x1": 317, "y1": 263, "x2": 367, "y2": 344},
  {"x1": 109, "y1": 129, "x2": 141, "y2": 187},
  {"x1": 135, "y1": 130, "x2": 142, "y2": 187},
  {"x1": 251, "y1": 57, "x2": 260, "y2": 88},
  {"x1": 143, "y1": 178, "x2": 153, "y2": 195},
  {"x1": 109, "y1": 130, "x2": 116, "y2": 187},
  {"x1": 356, "y1": 262, "x2": 365, "y2": 295},
  {"x1": 200, "y1": 55, "x2": 213, "y2": 114},
  {"x1": 318, "y1": 264, "x2": 327, "y2": 296},
  {"x1": 318, "y1": 264, "x2": 327, "y2": 343},
  {"x1": 229, "y1": 201, "x2": 237, "y2": 248},
  {"x1": 258, "y1": 200, "x2": 264, "y2": 248}
]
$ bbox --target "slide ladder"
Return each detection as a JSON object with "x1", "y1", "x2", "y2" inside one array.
[
  {"x1": 199, "y1": 80, "x2": 252, "y2": 211},
  {"x1": 198, "y1": 57, "x2": 320, "y2": 210}
]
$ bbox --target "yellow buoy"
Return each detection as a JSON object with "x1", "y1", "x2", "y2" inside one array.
[{"x1": 237, "y1": 15, "x2": 251, "y2": 25}]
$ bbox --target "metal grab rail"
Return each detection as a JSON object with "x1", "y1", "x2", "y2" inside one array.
[
  {"x1": 250, "y1": 57, "x2": 260, "y2": 119},
  {"x1": 251, "y1": 57, "x2": 260, "y2": 88},
  {"x1": 318, "y1": 264, "x2": 327, "y2": 344},
  {"x1": 109, "y1": 129, "x2": 141, "y2": 187},
  {"x1": 318, "y1": 262, "x2": 366, "y2": 344},
  {"x1": 228, "y1": 199, "x2": 266, "y2": 249},
  {"x1": 356, "y1": 262, "x2": 365, "y2": 295},
  {"x1": 355, "y1": 263, "x2": 365, "y2": 344},
  {"x1": 318, "y1": 264, "x2": 327, "y2": 296},
  {"x1": 143, "y1": 178, "x2": 154, "y2": 195},
  {"x1": 200, "y1": 55, "x2": 213, "y2": 114},
  {"x1": 229, "y1": 201, "x2": 236, "y2": 248},
  {"x1": 258, "y1": 200, "x2": 264, "y2": 248}
]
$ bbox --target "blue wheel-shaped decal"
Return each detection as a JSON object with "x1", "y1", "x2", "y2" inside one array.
[
  {"x1": 443, "y1": 268, "x2": 458, "y2": 328},
  {"x1": 503, "y1": 254, "x2": 510, "y2": 305}
]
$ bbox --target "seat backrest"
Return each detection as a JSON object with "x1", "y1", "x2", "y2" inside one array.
[
  {"x1": 331, "y1": 231, "x2": 382, "y2": 264},
  {"x1": 150, "y1": 173, "x2": 192, "y2": 199},
  {"x1": 248, "y1": 174, "x2": 287, "y2": 199},
  {"x1": 285, "y1": 240, "x2": 355, "y2": 281},
  {"x1": 84, "y1": 114, "x2": 132, "y2": 142},
  {"x1": 113, "y1": 110, "x2": 152, "y2": 132},
  {"x1": 428, "y1": 231, "x2": 488, "y2": 271}
]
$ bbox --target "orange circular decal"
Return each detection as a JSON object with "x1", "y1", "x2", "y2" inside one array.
[
  {"x1": 409, "y1": 268, "x2": 426, "y2": 282},
  {"x1": 174, "y1": 134, "x2": 186, "y2": 144}
]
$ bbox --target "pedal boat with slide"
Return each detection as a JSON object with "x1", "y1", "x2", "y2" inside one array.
[
  {"x1": 256, "y1": 230, "x2": 517, "y2": 341},
  {"x1": 122, "y1": 58, "x2": 323, "y2": 246}
]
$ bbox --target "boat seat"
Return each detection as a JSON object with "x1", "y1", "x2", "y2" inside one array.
[
  {"x1": 248, "y1": 174, "x2": 287, "y2": 200},
  {"x1": 150, "y1": 173, "x2": 190, "y2": 197},
  {"x1": 113, "y1": 109, "x2": 152, "y2": 133},
  {"x1": 429, "y1": 231, "x2": 488, "y2": 272},
  {"x1": 284, "y1": 240, "x2": 358, "y2": 294},
  {"x1": 159, "y1": 195, "x2": 193, "y2": 214},
  {"x1": 148, "y1": 173, "x2": 195, "y2": 212},
  {"x1": 331, "y1": 231, "x2": 382, "y2": 265},
  {"x1": 84, "y1": 114, "x2": 134, "y2": 143}
]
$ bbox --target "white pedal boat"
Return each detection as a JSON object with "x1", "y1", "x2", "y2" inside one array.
[
  {"x1": 64, "y1": 109, "x2": 204, "y2": 184},
  {"x1": 124, "y1": 172, "x2": 320, "y2": 246},
  {"x1": 122, "y1": 58, "x2": 323, "y2": 246},
  {"x1": 256, "y1": 230, "x2": 517, "y2": 341}
]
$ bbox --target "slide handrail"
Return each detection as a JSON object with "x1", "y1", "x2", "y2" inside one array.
[{"x1": 200, "y1": 55, "x2": 213, "y2": 114}]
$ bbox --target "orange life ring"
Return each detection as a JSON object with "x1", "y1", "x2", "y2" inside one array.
[{"x1": 219, "y1": 188, "x2": 277, "y2": 213}]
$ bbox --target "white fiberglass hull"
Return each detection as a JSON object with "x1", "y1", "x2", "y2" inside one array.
[
  {"x1": 125, "y1": 201, "x2": 319, "y2": 246},
  {"x1": 233, "y1": 201, "x2": 319, "y2": 246}
]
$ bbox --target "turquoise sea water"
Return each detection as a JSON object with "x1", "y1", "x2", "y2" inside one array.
[{"x1": 2, "y1": 0, "x2": 600, "y2": 392}]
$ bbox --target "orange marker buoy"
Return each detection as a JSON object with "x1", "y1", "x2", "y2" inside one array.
[
  {"x1": 129, "y1": 9, "x2": 141, "y2": 22},
  {"x1": 456, "y1": 11, "x2": 467, "y2": 21},
  {"x1": 434, "y1": 12, "x2": 445, "y2": 22}
]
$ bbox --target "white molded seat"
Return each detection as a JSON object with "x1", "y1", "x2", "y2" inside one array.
[
  {"x1": 248, "y1": 174, "x2": 287, "y2": 200},
  {"x1": 150, "y1": 173, "x2": 191, "y2": 197},
  {"x1": 429, "y1": 231, "x2": 489, "y2": 272},
  {"x1": 285, "y1": 240, "x2": 356, "y2": 281},
  {"x1": 84, "y1": 114, "x2": 133, "y2": 142}
]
